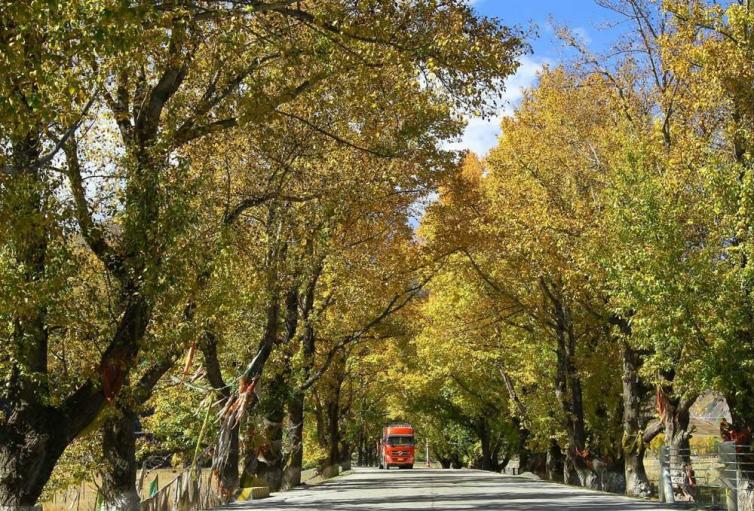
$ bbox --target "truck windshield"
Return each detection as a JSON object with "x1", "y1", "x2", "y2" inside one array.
[{"x1": 387, "y1": 436, "x2": 414, "y2": 446}]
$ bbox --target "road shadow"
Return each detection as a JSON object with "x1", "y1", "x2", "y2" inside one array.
[{"x1": 223, "y1": 469, "x2": 674, "y2": 511}]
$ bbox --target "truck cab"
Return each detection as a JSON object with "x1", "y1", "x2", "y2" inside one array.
[{"x1": 379, "y1": 423, "x2": 415, "y2": 469}]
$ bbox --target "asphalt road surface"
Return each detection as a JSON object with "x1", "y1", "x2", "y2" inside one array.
[{"x1": 227, "y1": 467, "x2": 677, "y2": 510}]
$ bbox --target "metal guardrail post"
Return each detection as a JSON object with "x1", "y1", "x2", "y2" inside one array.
[
  {"x1": 659, "y1": 445, "x2": 674, "y2": 503},
  {"x1": 719, "y1": 441, "x2": 739, "y2": 511}
]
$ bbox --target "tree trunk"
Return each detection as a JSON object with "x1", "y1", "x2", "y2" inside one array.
[
  {"x1": 516, "y1": 424, "x2": 533, "y2": 473},
  {"x1": 500, "y1": 370, "x2": 534, "y2": 474},
  {"x1": 356, "y1": 426, "x2": 365, "y2": 467},
  {"x1": 476, "y1": 418, "x2": 497, "y2": 472},
  {"x1": 0, "y1": 136, "x2": 60, "y2": 508},
  {"x1": 660, "y1": 390, "x2": 697, "y2": 493},
  {"x1": 0, "y1": 406, "x2": 67, "y2": 508},
  {"x1": 315, "y1": 358, "x2": 344, "y2": 479},
  {"x1": 1, "y1": 294, "x2": 151, "y2": 507},
  {"x1": 366, "y1": 441, "x2": 376, "y2": 467},
  {"x1": 255, "y1": 417, "x2": 284, "y2": 491},
  {"x1": 282, "y1": 266, "x2": 320, "y2": 489},
  {"x1": 213, "y1": 217, "x2": 283, "y2": 498},
  {"x1": 544, "y1": 280, "x2": 592, "y2": 488},
  {"x1": 546, "y1": 438, "x2": 564, "y2": 482},
  {"x1": 98, "y1": 348, "x2": 175, "y2": 511},
  {"x1": 282, "y1": 391, "x2": 305, "y2": 490},
  {"x1": 255, "y1": 285, "x2": 301, "y2": 492},
  {"x1": 324, "y1": 389, "x2": 341, "y2": 477},
  {"x1": 200, "y1": 331, "x2": 239, "y2": 495},
  {"x1": 219, "y1": 425, "x2": 240, "y2": 494},
  {"x1": 339, "y1": 442, "x2": 352, "y2": 471},
  {"x1": 101, "y1": 406, "x2": 140, "y2": 511},
  {"x1": 620, "y1": 341, "x2": 653, "y2": 498},
  {"x1": 255, "y1": 373, "x2": 287, "y2": 492},
  {"x1": 500, "y1": 451, "x2": 512, "y2": 472}
]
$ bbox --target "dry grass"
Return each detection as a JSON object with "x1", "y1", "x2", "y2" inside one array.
[{"x1": 42, "y1": 468, "x2": 208, "y2": 511}]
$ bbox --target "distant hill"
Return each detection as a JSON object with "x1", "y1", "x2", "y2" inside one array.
[{"x1": 690, "y1": 391, "x2": 731, "y2": 437}]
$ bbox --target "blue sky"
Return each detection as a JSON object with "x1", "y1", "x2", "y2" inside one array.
[
  {"x1": 448, "y1": 0, "x2": 626, "y2": 156},
  {"x1": 474, "y1": 0, "x2": 624, "y2": 58}
]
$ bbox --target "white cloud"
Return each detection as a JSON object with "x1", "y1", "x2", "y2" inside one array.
[
  {"x1": 411, "y1": 55, "x2": 548, "y2": 228},
  {"x1": 445, "y1": 55, "x2": 548, "y2": 157}
]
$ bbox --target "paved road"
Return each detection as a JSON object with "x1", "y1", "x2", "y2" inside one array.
[{"x1": 228, "y1": 467, "x2": 677, "y2": 510}]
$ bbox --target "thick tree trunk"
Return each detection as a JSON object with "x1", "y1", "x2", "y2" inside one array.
[
  {"x1": 1, "y1": 295, "x2": 151, "y2": 507},
  {"x1": 200, "y1": 331, "x2": 239, "y2": 495},
  {"x1": 623, "y1": 446, "x2": 650, "y2": 497},
  {"x1": 323, "y1": 389, "x2": 341, "y2": 477},
  {"x1": 282, "y1": 268, "x2": 320, "y2": 489},
  {"x1": 98, "y1": 349, "x2": 174, "y2": 511},
  {"x1": 475, "y1": 418, "x2": 499, "y2": 472},
  {"x1": 282, "y1": 392, "x2": 305, "y2": 490},
  {"x1": 0, "y1": 136, "x2": 60, "y2": 507},
  {"x1": 0, "y1": 406, "x2": 67, "y2": 508},
  {"x1": 213, "y1": 229, "x2": 282, "y2": 498},
  {"x1": 546, "y1": 438, "x2": 564, "y2": 482},
  {"x1": 315, "y1": 359, "x2": 345, "y2": 478},
  {"x1": 517, "y1": 425, "x2": 534, "y2": 473},
  {"x1": 255, "y1": 416, "x2": 284, "y2": 491},
  {"x1": 500, "y1": 451, "x2": 512, "y2": 472},
  {"x1": 254, "y1": 285, "x2": 300, "y2": 492},
  {"x1": 366, "y1": 441, "x2": 376, "y2": 467},
  {"x1": 660, "y1": 390, "x2": 697, "y2": 493},
  {"x1": 219, "y1": 425, "x2": 240, "y2": 494},
  {"x1": 356, "y1": 426, "x2": 365, "y2": 467},
  {"x1": 101, "y1": 406, "x2": 140, "y2": 511},
  {"x1": 542, "y1": 279, "x2": 593, "y2": 488},
  {"x1": 258, "y1": 287, "x2": 300, "y2": 491},
  {"x1": 255, "y1": 372, "x2": 288, "y2": 492},
  {"x1": 339, "y1": 443, "x2": 352, "y2": 471},
  {"x1": 620, "y1": 340, "x2": 653, "y2": 498}
]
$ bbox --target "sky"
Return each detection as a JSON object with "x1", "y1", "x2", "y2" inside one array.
[{"x1": 448, "y1": 0, "x2": 626, "y2": 156}]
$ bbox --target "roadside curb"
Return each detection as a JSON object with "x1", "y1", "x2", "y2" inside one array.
[
  {"x1": 489, "y1": 469, "x2": 675, "y2": 507},
  {"x1": 299, "y1": 468, "x2": 353, "y2": 488},
  {"x1": 237, "y1": 486, "x2": 270, "y2": 501}
]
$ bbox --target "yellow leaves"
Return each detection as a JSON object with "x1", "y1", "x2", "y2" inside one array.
[
  {"x1": 468, "y1": 67, "x2": 617, "y2": 299},
  {"x1": 460, "y1": 152, "x2": 483, "y2": 187}
]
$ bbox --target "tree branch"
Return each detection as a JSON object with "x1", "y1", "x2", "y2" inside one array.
[
  {"x1": 62, "y1": 135, "x2": 125, "y2": 280},
  {"x1": 135, "y1": 19, "x2": 195, "y2": 142},
  {"x1": 301, "y1": 271, "x2": 435, "y2": 391},
  {"x1": 276, "y1": 110, "x2": 395, "y2": 159}
]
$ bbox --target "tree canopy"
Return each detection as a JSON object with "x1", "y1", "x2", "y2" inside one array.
[{"x1": 2, "y1": 0, "x2": 754, "y2": 509}]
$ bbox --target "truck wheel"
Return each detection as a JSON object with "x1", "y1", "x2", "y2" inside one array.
[{"x1": 408, "y1": 464, "x2": 414, "y2": 469}]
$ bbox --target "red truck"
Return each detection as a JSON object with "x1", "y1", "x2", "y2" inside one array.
[{"x1": 378, "y1": 423, "x2": 415, "y2": 469}]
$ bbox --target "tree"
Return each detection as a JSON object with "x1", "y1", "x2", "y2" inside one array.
[
  {"x1": 665, "y1": 0, "x2": 754, "y2": 432},
  {"x1": 1, "y1": 1, "x2": 525, "y2": 506},
  {"x1": 419, "y1": 72, "x2": 628, "y2": 488}
]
